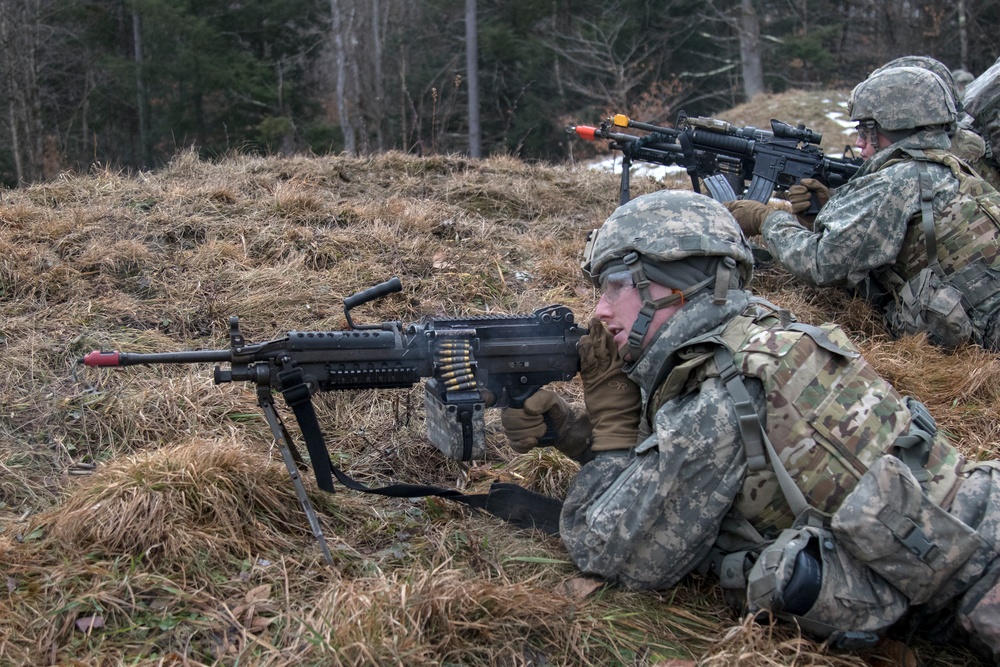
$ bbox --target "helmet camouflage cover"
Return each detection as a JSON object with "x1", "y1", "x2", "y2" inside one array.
[
  {"x1": 869, "y1": 56, "x2": 963, "y2": 112},
  {"x1": 849, "y1": 66, "x2": 957, "y2": 131},
  {"x1": 581, "y1": 189, "x2": 754, "y2": 288}
]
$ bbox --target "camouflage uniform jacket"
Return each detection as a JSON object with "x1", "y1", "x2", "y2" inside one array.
[
  {"x1": 953, "y1": 126, "x2": 1000, "y2": 191},
  {"x1": 759, "y1": 129, "x2": 958, "y2": 288}
]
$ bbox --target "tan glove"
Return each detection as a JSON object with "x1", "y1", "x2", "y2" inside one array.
[
  {"x1": 724, "y1": 200, "x2": 771, "y2": 237},
  {"x1": 786, "y1": 178, "x2": 830, "y2": 215},
  {"x1": 580, "y1": 318, "x2": 641, "y2": 451},
  {"x1": 500, "y1": 389, "x2": 592, "y2": 457}
]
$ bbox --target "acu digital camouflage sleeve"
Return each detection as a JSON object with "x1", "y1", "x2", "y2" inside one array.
[
  {"x1": 559, "y1": 375, "x2": 750, "y2": 590},
  {"x1": 760, "y1": 150, "x2": 961, "y2": 288},
  {"x1": 949, "y1": 464, "x2": 1000, "y2": 661}
]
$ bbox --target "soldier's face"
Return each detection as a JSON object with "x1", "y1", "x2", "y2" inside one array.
[
  {"x1": 594, "y1": 272, "x2": 684, "y2": 360},
  {"x1": 855, "y1": 121, "x2": 891, "y2": 159}
]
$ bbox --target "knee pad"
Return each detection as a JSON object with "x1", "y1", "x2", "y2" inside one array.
[{"x1": 746, "y1": 526, "x2": 909, "y2": 650}]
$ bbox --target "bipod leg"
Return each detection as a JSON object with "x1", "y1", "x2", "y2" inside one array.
[
  {"x1": 257, "y1": 387, "x2": 334, "y2": 566},
  {"x1": 619, "y1": 152, "x2": 632, "y2": 205}
]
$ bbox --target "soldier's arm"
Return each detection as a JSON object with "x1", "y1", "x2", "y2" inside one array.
[
  {"x1": 559, "y1": 377, "x2": 747, "y2": 590},
  {"x1": 760, "y1": 169, "x2": 917, "y2": 288}
]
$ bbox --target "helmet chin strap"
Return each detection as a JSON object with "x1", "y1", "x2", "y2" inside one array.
[{"x1": 622, "y1": 252, "x2": 721, "y2": 360}]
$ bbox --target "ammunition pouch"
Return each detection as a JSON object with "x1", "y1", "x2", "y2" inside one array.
[
  {"x1": 831, "y1": 455, "x2": 988, "y2": 605},
  {"x1": 884, "y1": 267, "x2": 974, "y2": 349}
]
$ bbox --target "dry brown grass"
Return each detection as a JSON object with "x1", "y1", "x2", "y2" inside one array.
[{"x1": 0, "y1": 139, "x2": 996, "y2": 666}]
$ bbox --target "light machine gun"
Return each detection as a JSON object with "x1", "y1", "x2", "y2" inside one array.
[
  {"x1": 568, "y1": 112, "x2": 862, "y2": 209},
  {"x1": 79, "y1": 278, "x2": 586, "y2": 562}
]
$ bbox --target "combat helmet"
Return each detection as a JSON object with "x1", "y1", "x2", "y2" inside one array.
[
  {"x1": 849, "y1": 65, "x2": 957, "y2": 132},
  {"x1": 581, "y1": 189, "x2": 753, "y2": 359},
  {"x1": 870, "y1": 56, "x2": 964, "y2": 113}
]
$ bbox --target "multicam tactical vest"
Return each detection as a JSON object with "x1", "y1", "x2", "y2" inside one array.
[
  {"x1": 652, "y1": 304, "x2": 967, "y2": 539},
  {"x1": 876, "y1": 148, "x2": 1000, "y2": 348}
]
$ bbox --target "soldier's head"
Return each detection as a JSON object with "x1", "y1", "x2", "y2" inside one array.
[
  {"x1": 850, "y1": 66, "x2": 957, "y2": 159},
  {"x1": 953, "y1": 68, "x2": 974, "y2": 97},
  {"x1": 581, "y1": 190, "x2": 753, "y2": 360}
]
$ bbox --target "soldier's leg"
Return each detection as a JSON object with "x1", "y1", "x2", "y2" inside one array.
[{"x1": 951, "y1": 465, "x2": 1000, "y2": 661}]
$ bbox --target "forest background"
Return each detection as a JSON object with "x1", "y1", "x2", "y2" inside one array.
[{"x1": 1, "y1": 0, "x2": 999, "y2": 187}]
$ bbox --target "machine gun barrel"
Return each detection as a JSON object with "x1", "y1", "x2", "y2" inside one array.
[
  {"x1": 82, "y1": 349, "x2": 233, "y2": 367},
  {"x1": 79, "y1": 278, "x2": 585, "y2": 463}
]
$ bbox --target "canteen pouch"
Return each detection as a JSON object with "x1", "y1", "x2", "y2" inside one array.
[
  {"x1": 886, "y1": 267, "x2": 973, "y2": 349},
  {"x1": 831, "y1": 455, "x2": 985, "y2": 605},
  {"x1": 746, "y1": 524, "x2": 906, "y2": 649}
]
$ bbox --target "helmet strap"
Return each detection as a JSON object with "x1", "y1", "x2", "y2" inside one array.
[
  {"x1": 622, "y1": 252, "x2": 721, "y2": 358},
  {"x1": 713, "y1": 257, "x2": 737, "y2": 304}
]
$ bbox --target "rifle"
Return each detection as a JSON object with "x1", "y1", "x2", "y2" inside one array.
[
  {"x1": 568, "y1": 112, "x2": 862, "y2": 209},
  {"x1": 79, "y1": 278, "x2": 585, "y2": 561}
]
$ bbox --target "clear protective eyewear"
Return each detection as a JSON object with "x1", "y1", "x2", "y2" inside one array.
[
  {"x1": 598, "y1": 270, "x2": 635, "y2": 303},
  {"x1": 855, "y1": 120, "x2": 878, "y2": 145}
]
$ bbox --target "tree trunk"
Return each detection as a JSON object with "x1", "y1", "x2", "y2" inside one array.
[
  {"x1": 330, "y1": 0, "x2": 356, "y2": 154},
  {"x1": 957, "y1": 0, "x2": 968, "y2": 71},
  {"x1": 370, "y1": 0, "x2": 385, "y2": 150},
  {"x1": 737, "y1": 0, "x2": 764, "y2": 101},
  {"x1": 465, "y1": 0, "x2": 481, "y2": 158},
  {"x1": 133, "y1": 11, "x2": 152, "y2": 168},
  {"x1": 0, "y1": 0, "x2": 46, "y2": 183}
]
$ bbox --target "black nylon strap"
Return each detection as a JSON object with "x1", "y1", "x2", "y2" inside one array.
[
  {"x1": 330, "y1": 467, "x2": 563, "y2": 535},
  {"x1": 279, "y1": 367, "x2": 336, "y2": 493}
]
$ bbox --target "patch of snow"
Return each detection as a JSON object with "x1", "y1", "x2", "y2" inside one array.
[
  {"x1": 826, "y1": 110, "x2": 858, "y2": 136},
  {"x1": 585, "y1": 155, "x2": 686, "y2": 179}
]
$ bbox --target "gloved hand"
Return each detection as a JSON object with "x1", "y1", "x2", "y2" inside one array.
[
  {"x1": 501, "y1": 389, "x2": 592, "y2": 458},
  {"x1": 724, "y1": 200, "x2": 771, "y2": 237},
  {"x1": 786, "y1": 178, "x2": 830, "y2": 215},
  {"x1": 785, "y1": 178, "x2": 830, "y2": 220},
  {"x1": 580, "y1": 318, "x2": 641, "y2": 451}
]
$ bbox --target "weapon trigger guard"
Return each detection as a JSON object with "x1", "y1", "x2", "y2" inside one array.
[{"x1": 508, "y1": 386, "x2": 538, "y2": 410}]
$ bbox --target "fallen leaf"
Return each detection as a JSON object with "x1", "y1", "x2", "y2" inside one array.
[
  {"x1": 250, "y1": 616, "x2": 277, "y2": 632},
  {"x1": 557, "y1": 576, "x2": 603, "y2": 601},
  {"x1": 432, "y1": 251, "x2": 454, "y2": 270},
  {"x1": 864, "y1": 638, "x2": 917, "y2": 667},
  {"x1": 75, "y1": 615, "x2": 105, "y2": 632},
  {"x1": 245, "y1": 584, "x2": 270, "y2": 604}
]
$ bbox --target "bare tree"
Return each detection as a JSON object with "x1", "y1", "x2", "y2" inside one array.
[
  {"x1": 702, "y1": 0, "x2": 764, "y2": 102},
  {"x1": 465, "y1": 0, "x2": 481, "y2": 157},
  {"x1": 329, "y1": 0, "x2": 357, "y2": 153},
  {"x1": 0, "y1": 0, "x2": 46, "y2": 183},
  {"x1": 132, "y1": 10, "x2": 151, "y2": 169},
  {"x1": 736, "y1": 0, "x2": 764, "y2": 99},
  {"x1": 542, "y1": 11, "x2": 662, "y2": 110}
]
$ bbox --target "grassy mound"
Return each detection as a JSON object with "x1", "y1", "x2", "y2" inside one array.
[{"x1": 1, "y1": 141, "x2": 995, "y2": 665}]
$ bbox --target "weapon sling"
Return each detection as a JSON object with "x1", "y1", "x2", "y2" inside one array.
[{"x1": 272, "y1": 371, "x2": 564, "y2": 565}]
